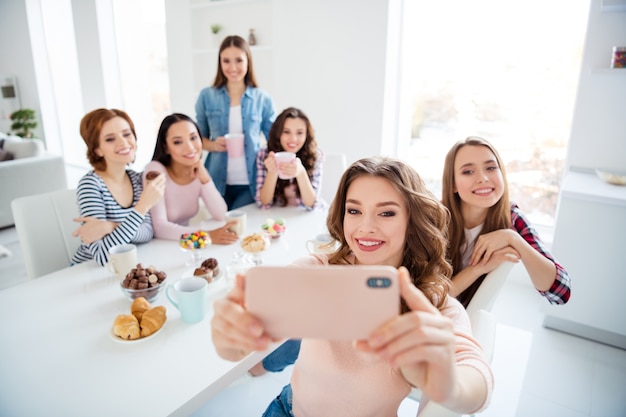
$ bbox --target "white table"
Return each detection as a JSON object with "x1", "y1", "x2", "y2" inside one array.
[{"x1": 0, "y1": 205, "x2": 329, "y2": 417}]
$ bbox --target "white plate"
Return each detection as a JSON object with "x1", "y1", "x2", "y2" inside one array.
[{"x1": 110, "y1": 320, "x2": 165, "y2": 344}]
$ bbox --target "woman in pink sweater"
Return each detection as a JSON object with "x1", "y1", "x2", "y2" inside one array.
[
  {"x1": 212, "y1": 156, "x2": 493, "y2": 416},
  {"x1": 144, "y1": 113, "x2": 237, "y2": 244}
]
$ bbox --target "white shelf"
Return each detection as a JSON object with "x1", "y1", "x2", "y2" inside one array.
[
  {"x1": 190, "y1": 0, "x2": 267, "y2": 10},
  {"x1": 601, "y1": 0, "x2": 626, "y2": 12},
  {"x1": 192, "y1": 45, "x2": 272, "y2": 55},
  {"x1": 590, "y1": 67, "x2": 626, "y2": 74},
  {"x1": 560, "y1": 170, "x2": 626, "y2": 207}
]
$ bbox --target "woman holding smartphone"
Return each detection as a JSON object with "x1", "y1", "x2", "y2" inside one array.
[{"x1": 212, "y1": 157, "x2": 493, "y2": 416}]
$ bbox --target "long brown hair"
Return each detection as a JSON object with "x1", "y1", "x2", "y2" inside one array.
[
  {"x1": 267, "y1": 107, "x2": 318, "y2": 206},
  {"x1": 151, "y1": 113, "x2": 203, "y2": 167},
  {"x1": 212, "y1": 35, "x2": 258, "y2": 88},
  {"x1": 326, "y1": 156, "x2": 452, "y2": 311},
  {"x1": 441, "y1": 136, "x2": 511, "y2": 306}
]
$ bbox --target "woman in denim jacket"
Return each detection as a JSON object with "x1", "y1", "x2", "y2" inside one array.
[{"x1": 195, "y1": 35, "x2": 276, "y2": 210}]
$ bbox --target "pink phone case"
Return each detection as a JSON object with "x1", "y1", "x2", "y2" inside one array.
[{"x1": 245, "y1": 265, "x2": 399, "y2": 340}]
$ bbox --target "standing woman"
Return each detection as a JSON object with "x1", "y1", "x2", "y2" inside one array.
[
  {"x1": 72, "y1": 108, "x2": 165, "y2": 266},
  {"x1": 195, "y1": 35, "x2": 276, "y2": 210}
]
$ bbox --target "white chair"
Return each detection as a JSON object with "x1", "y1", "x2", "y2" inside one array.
[
  {"x1": 320, "y1": 152, "x2": 347, "y2": 204},
  {"x1": 11, "y1": 188, "x2": 80, "y2": 279},
  {"x1": 465, "y1": 261, "x2": 515, "y2": 318},
  {"x1": 402, "y1": 263, "x2": 515, "y2": 416}
]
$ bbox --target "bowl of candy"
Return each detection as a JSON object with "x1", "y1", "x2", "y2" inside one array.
[
  {"x1": 120, "y1": 264, "x2": 167, "y2": 303},
  {"x1": 261, "y1": 217, "x2": 286, "y2": 239},
  {"x1": 179, "y1": 230, "x2": 211, "y2": 265}
]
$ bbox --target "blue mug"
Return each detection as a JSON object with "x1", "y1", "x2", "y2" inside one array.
[{"x1": 166, "y1": 277, "x2": 207, "y2": 324}]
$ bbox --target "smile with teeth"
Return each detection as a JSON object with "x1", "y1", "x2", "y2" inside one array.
[
  {"x1": 357, "y1": 239, "x2": 382, "y2": 247},
  {"x1": 117, "y1": 148, "x2": 132, "y2": 155},
  {"x1": 473, "y1": 188, "x2": 493, "y2": 195}
]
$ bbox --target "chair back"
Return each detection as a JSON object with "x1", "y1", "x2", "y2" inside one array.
[
  {"x1": 320, "y1": 152, "x2": 347, "y2": 204},
  {"x1": 404, "y1": 261, "x2": 513, "y2": 417},
  {"x1": 11, "y1": 188, "x2": 79, "y2": 279},
  {"x1": 403, "y1": 307, "x2": 497, "y2": 417},
  {"x1": 465, "y1": 261, "x2": 515, "y2": 318}
]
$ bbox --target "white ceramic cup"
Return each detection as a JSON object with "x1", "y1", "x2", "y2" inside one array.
[
  {"x1": 225, "y1": 133, "x2": 244, "y2": 158},
  {"x1": 305, "y1": 233, "x2": 337, "y2": 255},
  {"x1": 166, "y1": 277, "x2": 208, "y2": 324},
  {"x1": 274, "y1": 151, "x2": 297, "y2": 179},
  {"x1": 106, "y1": 244, "x2": 138, "y2": 278},
  {"x1": 225, "y1": 210, "x2": 247, "y2": 237}
]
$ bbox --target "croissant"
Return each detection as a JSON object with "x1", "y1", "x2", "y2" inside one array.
[
  {"x1": 131, "y1": 297, "x2": 152, "y2": 322},
  {"x1": 113, "y1": 314, "x2": 141, "y2": 340},
  {"x1": 140, "y1": 306, "x2": 167, "y2": 337}
]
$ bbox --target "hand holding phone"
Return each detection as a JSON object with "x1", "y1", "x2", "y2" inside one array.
[{"x1": 245, "y1": 265, "x2": 400, "y2": 340}]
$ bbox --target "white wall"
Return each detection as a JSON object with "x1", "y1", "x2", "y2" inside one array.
[
  {"x1": 271, "y1": 0, "x2": 393, "y2": 163},
  {"x1": 165, "y1": 0, "x2": 399, "y2": 166},
  {"x1": 566, "y1": 0, "x2": 626, "y2": 172}
]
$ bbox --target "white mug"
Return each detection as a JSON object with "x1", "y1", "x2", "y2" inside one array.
[
  {"x1": 225, "y1": 210, "x2": 247, "y2": 237},
  {"x1": 306, "y1": 233, "x2": 337, "y2": 255},
  {"x1": 106, "y1": 244, "x2": 138, "y2": 278}
]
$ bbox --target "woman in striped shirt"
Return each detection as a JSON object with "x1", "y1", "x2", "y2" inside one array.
[{"x1": 71, "y1": 109, "x2": 165, "y2": 266}]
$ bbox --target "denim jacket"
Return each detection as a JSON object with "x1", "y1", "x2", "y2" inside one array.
[{"x1": 195, "y1": 85, "x2": 276, "y2": 196}]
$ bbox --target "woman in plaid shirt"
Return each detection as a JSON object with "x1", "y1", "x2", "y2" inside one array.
[
  {"x1": 255, "y1": 107, "x2": 325, "y2": 210},
  {"x1": 442, "y1": 136, "x2": 571, "y2": 307}
]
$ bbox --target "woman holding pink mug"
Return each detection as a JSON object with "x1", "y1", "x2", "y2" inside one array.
[
  {"x1": 255, "y1": 107, "x2": 325, "y2": 210},
  {"x1": 195, "y1": 35, "x2": 276, "y2": 210}
]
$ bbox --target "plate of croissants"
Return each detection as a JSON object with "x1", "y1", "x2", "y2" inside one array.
[{"x1": 111, "y1": 296, "x2": 167, "y2": 343}]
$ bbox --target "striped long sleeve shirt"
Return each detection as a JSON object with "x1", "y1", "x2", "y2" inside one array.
[{"x1": 71, "y1": 170, "x2": 153, "y2": 266}]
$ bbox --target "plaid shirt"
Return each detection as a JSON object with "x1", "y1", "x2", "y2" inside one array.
[
  {"x1": 254, "y1": 148, "x2": 326, "y2": 210},
  {"x1": 511, "y1": 203, "x2": 571, "y2": 304}
]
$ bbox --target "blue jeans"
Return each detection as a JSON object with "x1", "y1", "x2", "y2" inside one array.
[
  {"x1": 262, "y1": 384, "x2": 294, "y2": 417},
  {"x1": 262, "y1": 339, "x2": 301, "y2": 372},
  {"x1": 224, "y1": 184, "x2": 254, "y2": 210}
]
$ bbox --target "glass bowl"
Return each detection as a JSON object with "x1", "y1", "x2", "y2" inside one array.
[
  {"x1": 179, "y1": 231, "x2": 211, "y2": 266},
  {"x1": 240, "y1": 233, "x2": 271, "y2": 265},
  {"x1": 261, "y1": 218, "x2": 287, "y2": 239},
  {"x1": 595, "y1": 169, "x2": 626, "y2": 186},
  {"x1": 120, "y1": 279, "x2": 166, "y2": 303}
]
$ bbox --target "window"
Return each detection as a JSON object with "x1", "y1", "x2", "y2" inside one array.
[
  {"x1": 111, "y1": 0, "x2": 170, "y2": 169},
  {"x1": 28, "y1": 0, "x2": 170, "y2": 172},
  {"x1": 401, "y1": 0, "x2": 589, "y2": 226}
]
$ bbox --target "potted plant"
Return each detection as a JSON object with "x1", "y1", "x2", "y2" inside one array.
[
  {"x1": 10, "y1": 108, "x2": 38, "y2": 138},
  {"x1": 210, "y1": 24, "x2": 222, "y2": 35}
]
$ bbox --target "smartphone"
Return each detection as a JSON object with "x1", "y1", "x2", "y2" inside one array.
[{"x1": 245, "y1": 265, "x2": 399, "y2": 340}]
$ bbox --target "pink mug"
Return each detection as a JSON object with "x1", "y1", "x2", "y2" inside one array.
[
  {"x1": 274, "y1": 152, "x2": 297, "y2": 179},
  {"x1": 225, "y1": 133, "x2": 244, "y2": 158}
]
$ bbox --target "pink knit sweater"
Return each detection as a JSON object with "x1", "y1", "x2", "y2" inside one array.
[
  {"x1": 143, "y1": 161, "x2": 227, "y2": 240},
  {"x1": 289, "y1": 255, "x2": 494, "y2": 417}
]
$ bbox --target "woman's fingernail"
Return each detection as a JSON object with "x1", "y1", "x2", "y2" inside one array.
[
  {"x1": 249, "y1": 323, "x2": 262, "y2": 336},
  {"x1": 369, "y1": 334, "x2": 382, "y2": 347}
]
